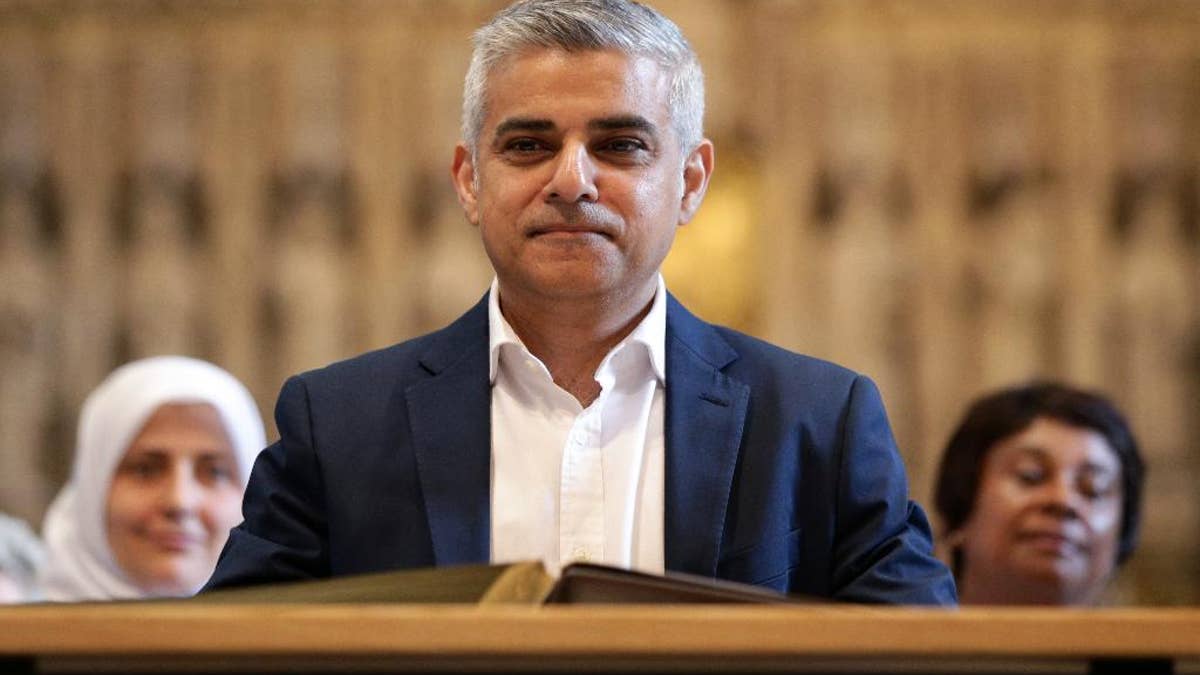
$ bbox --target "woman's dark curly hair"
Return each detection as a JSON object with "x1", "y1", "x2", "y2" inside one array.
[{"x1": 933, "y1": 381, "x2": 1145, "y2": 575}]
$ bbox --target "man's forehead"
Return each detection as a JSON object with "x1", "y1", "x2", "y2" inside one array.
[{"x1": 481, "y1": 48, "x2": 672, "y2": 136}]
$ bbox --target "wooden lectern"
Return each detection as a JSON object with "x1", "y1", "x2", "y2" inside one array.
[{"x1": 2, "y1": 603, "x2": 1198, "y2": 674}]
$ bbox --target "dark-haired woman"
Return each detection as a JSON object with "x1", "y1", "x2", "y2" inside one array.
[{"x1": 933, "y1": 382, "x2": 1144, "y2": 605}]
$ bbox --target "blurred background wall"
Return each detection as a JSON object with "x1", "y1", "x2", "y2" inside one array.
[{"x1": 0, "y1": 0, "x2": 1197, "y2": 604}]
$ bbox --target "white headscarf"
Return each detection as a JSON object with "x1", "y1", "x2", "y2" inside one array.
[{"x1": 39, "y1": 356, "x2": 266, "y2": 601}]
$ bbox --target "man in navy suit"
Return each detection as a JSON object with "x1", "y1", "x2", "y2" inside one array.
[{"x1": 206, "y1": 0, "x2": 955, "y2": 604}]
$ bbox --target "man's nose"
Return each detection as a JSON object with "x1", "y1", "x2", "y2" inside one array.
[{"x1": 544, "y1": 142, "x2": 598, "y2": 203}]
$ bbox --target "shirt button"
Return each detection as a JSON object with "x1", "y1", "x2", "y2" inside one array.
[{"x1": 572, "y1": 547, "x2": 590, "y2": 561}]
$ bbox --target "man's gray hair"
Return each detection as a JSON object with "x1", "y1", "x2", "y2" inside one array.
[{"x1": 462, "y1": 0, "x2": 705, "y2": 155}]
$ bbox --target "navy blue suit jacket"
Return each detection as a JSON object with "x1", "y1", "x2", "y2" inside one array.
[{"x1": 206, "y1": 294, "x2": 955, "y2": 604}]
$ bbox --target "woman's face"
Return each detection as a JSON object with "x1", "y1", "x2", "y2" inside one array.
[
  {"x1": 106, "y1": 403, "x2": 243, "y2": 596},
  {"x1": 955, "y1": 416, "x2": 1124, "y2": 605}
]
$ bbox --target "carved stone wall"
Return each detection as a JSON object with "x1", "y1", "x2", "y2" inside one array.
[{"x1": 0, "y1": 0, "x2": 1196, "y2": 604}]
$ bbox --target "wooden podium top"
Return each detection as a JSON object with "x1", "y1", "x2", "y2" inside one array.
[{"x1": 2, "y1": 603, "x2": 1198, "y2": 673}]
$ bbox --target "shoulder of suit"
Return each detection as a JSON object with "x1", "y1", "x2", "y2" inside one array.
[
  {"x1": 707, "y1": 324, "x2": 862, "y2": 385},
  {"x1": 289, "y1": 329, "x2": 445, "y2": 392},
  {"x1": 292, "y1": 297, "x2": 490, "y2": 389}
]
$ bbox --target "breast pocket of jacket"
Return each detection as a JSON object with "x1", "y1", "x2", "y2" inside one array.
[{"x1": 716, "y1": 527, "x2": 804, "y2": 591}]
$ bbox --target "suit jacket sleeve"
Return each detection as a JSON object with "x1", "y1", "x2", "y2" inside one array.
[
  {"x1": 203, "y1": 375, "x2": 331, "y2": 590},
  {"x1": 829, "y1": 376, "x2": 956, "y2": 604}
]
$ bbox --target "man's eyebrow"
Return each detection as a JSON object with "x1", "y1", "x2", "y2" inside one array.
[
  {"x1": 490, "y1": 115, "x2": 659, "y2": 145},
  {"x1": 492, "y1": 117, "x2": 556, "y2": 141},
  {"x1": 589, "y1": 115, "x2": 658, "y2": 135}
]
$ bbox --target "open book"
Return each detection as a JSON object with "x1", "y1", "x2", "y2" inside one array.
[{"x1": 195, "y1": 561, "x2": 813, "y2": 606}]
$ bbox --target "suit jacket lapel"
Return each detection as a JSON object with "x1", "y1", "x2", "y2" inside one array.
[
  {"x1": 664, "y1": 295, "x2": 750, "y2": 577},
  {"x1": 402, "y1": 293, "x2": 750, "y2": 573},
  {"x1": 406, "y1": 295, "x2": 492, "y2": 566}
]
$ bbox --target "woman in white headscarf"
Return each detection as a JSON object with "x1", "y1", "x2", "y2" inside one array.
[{"x1": 40, "y1": 356, "x2": 266, "y2": 601}]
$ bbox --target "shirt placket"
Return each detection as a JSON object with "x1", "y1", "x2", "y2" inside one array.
[{"x1": 559, "y1": 404, "x2": 604, "y2": 565}]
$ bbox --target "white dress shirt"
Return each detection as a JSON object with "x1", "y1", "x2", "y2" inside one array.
[{"x1": 488, "y1": 276, "x2": 666, "y2": 575}]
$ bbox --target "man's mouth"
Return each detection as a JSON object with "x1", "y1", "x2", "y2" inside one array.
[{"x1": 528, "y1": 225, "x2": 613, "y2": 239}]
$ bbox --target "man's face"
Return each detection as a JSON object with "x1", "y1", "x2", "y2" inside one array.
[{"x1": 452, "y1": 48, "x2": 712, "y2": 308}]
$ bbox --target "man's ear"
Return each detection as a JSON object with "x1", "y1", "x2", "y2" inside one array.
[
  {"x1": 451, "y1": 143, "x2": 480, "y2": 226},
  {"x1": 678, "y1": 139, "x2": 714, "y2": 226}
]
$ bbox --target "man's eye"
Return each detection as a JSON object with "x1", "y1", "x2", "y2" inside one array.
[
  {"x1": 602, "y1": 138, "x2": 646, "y2": 153},
  {"x1": 505, "y1": 138, "x2": 544, "y2": 153}
]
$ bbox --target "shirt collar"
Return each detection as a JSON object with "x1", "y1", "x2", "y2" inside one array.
[{"x1": 487, "y1": 275, "x2": 668, "y2": 385}]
